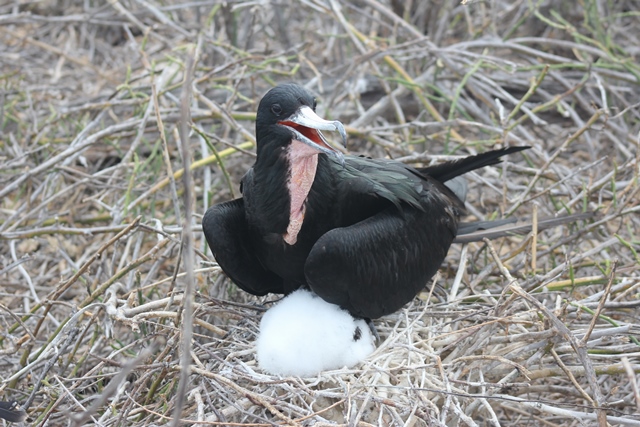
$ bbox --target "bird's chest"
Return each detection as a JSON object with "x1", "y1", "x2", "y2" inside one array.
[
  {"x1": 283, "y1": 143, "x2": 320, "y2": 245},
  {"x1": 258, "y1": 193, "x2": 333, "y2": 288},
  {"x1": 246, "y1": 146, "x2": 336, "y2": 244},
  {"x1": 242, "y1": 151, "x2": 336, "y2": 282},
  {"x1": 249, "y1": 178, "x2": 334, "y2": 249}
]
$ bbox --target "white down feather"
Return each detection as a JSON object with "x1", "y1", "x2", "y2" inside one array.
[{"x1": 257, "y1": 289, "x2": 376, "y2": 376}]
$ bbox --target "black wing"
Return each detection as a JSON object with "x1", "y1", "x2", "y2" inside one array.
[
  {"x1": 304, "y1": 156, "x2": 461, "y2": 319},
  {"x1": 202, "y1": 198, "x2": 285, "y2": 295},
  {"x1": 305, "y1": 201, "x2": 456, "y2": 319}
]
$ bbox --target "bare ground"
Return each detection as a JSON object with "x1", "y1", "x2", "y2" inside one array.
[{"x1": 1, "y1": 1, "x2": 639, "y2": 425}]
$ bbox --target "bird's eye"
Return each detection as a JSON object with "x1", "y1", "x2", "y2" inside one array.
[{"x1": 271, "y1": 104, "x2": 282, "y2": 116}]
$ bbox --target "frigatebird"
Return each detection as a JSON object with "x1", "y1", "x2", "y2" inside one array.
[
  {"x1": 203, "y1": 83, "x2": 527, "y2": 320},
  {"x1": 257, "y1": 288, "x2": 376, "y2": 376}
]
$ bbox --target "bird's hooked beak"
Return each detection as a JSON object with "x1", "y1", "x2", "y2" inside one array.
[{"x1": 278, "y1": 105, "x2": 347, "y2": 165}]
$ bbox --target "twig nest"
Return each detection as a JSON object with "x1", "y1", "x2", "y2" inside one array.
[{"x1": 257, "y1": 289, "x2": 376, "y2": 376}]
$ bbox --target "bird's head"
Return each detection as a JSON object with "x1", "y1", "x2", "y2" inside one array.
[{"x1": 256, "y1": 84, "x2": 346, "y2": 164}]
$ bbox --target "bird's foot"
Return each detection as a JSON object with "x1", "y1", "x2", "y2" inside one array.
[{"x1": 366, "y1": 318, "x2": 380, "y2": 343}]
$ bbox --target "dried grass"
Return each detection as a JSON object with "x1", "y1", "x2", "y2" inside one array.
[{"x1": 1, "y1": 0, "x2": 639, "y2": 425}]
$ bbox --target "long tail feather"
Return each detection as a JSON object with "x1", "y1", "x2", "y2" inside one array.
[
  {"x1": 420, "y1": 147, "x2": 529, "y2": 183},
  {"x1": 454, "y1": 212, "x2": 595, "y2": 243},
  {"x1": 0, "y1": 401, "x2": 27, "y2": 423}
]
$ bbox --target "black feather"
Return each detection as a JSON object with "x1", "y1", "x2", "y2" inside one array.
[{"x1": 0, "y1": 401, "x2": 27, "y2": 423}]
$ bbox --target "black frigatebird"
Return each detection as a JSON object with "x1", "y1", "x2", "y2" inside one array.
[{"x1": 203, "y1": 83, "x2": 527, "y2": 320}]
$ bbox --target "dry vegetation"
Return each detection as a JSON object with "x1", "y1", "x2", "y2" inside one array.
[{"x1": 1, "y1": 0, "x2": 639, "y2": 425}]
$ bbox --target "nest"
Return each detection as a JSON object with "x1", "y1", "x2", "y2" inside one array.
[{"x1": 1, "y1": 0, "x2": 639, "y2": 425}]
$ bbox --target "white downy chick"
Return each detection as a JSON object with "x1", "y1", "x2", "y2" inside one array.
[{"x1": 257, "y1": 289, "x2": 376, "y2": 376}]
